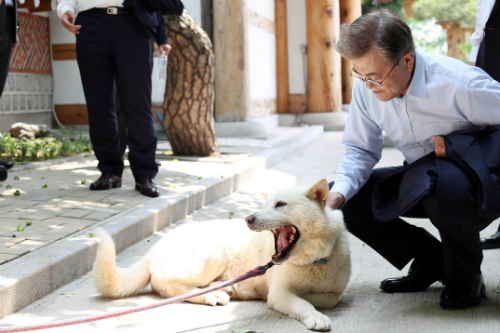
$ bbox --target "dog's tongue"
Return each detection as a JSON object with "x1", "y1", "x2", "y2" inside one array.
[{"x1": 276, "y1": 226, "x2": 295, "y2": 253}]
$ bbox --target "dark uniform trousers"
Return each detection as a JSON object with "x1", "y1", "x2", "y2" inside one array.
[
  {"x1": 0, "y1": 4, "x2": 16, "y2": 97},
  {"x1": 329, "y1": 163, "x2": 494, "y2": 285},
  {"x1": 476, "y1": 0, "x2": 500, "y2": 82},
  {"x1": 75, "y1": 11, "x2": 158, "y2": 181}
]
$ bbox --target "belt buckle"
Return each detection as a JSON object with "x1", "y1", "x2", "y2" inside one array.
[{"x1": 107, "y1": 7, "x2": 118, "y2": 15}]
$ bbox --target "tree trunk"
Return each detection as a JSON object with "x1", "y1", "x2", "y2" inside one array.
[{"x1": 163, "y1": 10, "x2": 220, "y2": 157}]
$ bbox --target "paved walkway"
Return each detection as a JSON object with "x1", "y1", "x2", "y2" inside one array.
[
  {"x1": 0, "y1": 127, "x2": 306, "y2": 265},
  {"x1": 1, "y1": 132, "x2": 499, "y2": 333}
]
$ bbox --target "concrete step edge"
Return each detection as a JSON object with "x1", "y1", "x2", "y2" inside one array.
[{"x1": 0, "y1": 125, "x2": 324, "y2": 319}]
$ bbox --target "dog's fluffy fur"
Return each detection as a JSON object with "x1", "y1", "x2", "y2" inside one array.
[{"x1": 93, "y1": 179, "x2": 351, "y2": 331}]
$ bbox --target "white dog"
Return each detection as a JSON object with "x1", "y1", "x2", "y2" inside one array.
[{"x1": 93, "y1": 179, "x2": 351, "y2": 331}]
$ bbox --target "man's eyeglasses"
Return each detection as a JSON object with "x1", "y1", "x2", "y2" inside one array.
[{"x1": 350, "y1": 56, "x2": 402, "y2": 87}]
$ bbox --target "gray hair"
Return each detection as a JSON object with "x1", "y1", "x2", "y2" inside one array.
[{"x1": 336, "y1": 9, "x2": 415, "y2": 65}]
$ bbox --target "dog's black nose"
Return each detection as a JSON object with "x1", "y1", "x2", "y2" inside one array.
[{"x1": 245, "y1": 215, "x2": 255, "y2": 224}]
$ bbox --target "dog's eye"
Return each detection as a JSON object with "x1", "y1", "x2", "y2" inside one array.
[{"x1": 275, "y1": 201, "x2": 287, "y2": 208}]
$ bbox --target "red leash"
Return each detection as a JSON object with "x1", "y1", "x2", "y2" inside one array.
[{"x1": 0, "y1": 262, "x2": 275, "y2": 333}]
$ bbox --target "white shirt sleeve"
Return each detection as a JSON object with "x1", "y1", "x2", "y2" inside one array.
[
  {"x1": 330, "y1": 81, "x2": 383, "y2": 203},
  {"x1": 57, "y1": 0, "x2": 78, "y2": 18},
  {"x1": 470, "y1": 0, "x2": 488, "y2": 63}
]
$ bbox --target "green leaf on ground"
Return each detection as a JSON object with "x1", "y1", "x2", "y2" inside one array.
[
  {"x1": 14, "y1": 190, "x2": 21, "y2": 196},
  {"x1": 13, "y1": 176, "x2": 19, "y2": 180},
  {"x1": 198, "y1": 176, "x2": 202, "y2": 179},
  {"x1": 172, "y1": 185, "x2": 178, "y2": 189},
  {"x1": 221, "y1": 175, "x2": 224, "y2": 178},
  {"x1": 231, "y1": 329, "x2": 257, "y2": 333},
  {"x1": 26, "y1": 221, "x2": 33, "y2": 226},
  {"x1": 81, "y1": 180, "x2": 87, "y2": 185},
  {"x1": 6, "y1": 185, "x2": 12, "y2": 189},
  {"x1": 88, "y1": 233, "x2": 95, "y2": 238},
  {"x1": 42, "y1": 184, "x2": 48, "y2": 188},
  {"x1": 229, "y1": 212, "x2": 234, "y2": 219},
  {"x1": 172, "y1": 159, "x2": 178, "y2": 162},
  {"x1": 16, "y1": 225, "x2": 24, "y2": 233}
]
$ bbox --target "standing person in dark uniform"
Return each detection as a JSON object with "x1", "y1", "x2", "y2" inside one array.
[
  {"x1": 57, "y1": 0, "x2": 182, "y2": 197},
  {"x1": 470, "y1": 0, "x2": 500, "y2": 249},
  {"x1": 0, "y1": 0, "x2": 18, "y2": 173}
]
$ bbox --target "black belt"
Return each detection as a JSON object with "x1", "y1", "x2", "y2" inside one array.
[{"x1": 84, "y1": 7, "x2": 134, "y2": 15}]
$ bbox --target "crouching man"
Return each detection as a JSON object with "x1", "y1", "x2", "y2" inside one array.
[{"x1": 328, "y1": 9, "x2": 500, "y2": 308}]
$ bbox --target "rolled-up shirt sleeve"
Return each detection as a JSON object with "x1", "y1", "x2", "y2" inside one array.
[
  {"x1": 465, "y1": 74, "x2": 500, "y2": 125},
  {"x1": 57, "y1": 0, "x2": 78, "y2": 18},
  {"x1": 330, "y1": 81, "x2": 383, "y2": 203}
]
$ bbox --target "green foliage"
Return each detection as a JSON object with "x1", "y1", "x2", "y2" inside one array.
[
  {"x1": 0, "y1": 132, "x2": 92, "y2": 163},
  {"x1": 362, "y1": 0, "x2": 405, "y2": 16},
  {"x1": 413, "y1": 0, "x2": 477, "y2": 25},
  {"x1": 457, "y1": 40, "x2": 473, "y2": 61},
  {"x1": 406, "y1": 18, "x2": 447, "y2": 55}
]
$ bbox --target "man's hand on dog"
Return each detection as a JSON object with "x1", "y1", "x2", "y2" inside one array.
[
  {"x1": 432, "y1": 135, "x2": 446, "y2": 158},
  {"x1": 327, "y1": 192, "x2": 345, "y2": 210}
]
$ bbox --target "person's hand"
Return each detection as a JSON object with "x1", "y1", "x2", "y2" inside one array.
[
  {"x1": 61, "y1": 11, "x2": 82, "y2": 34},
  {"x1": 432, "y1": 135, "x2": 446, "y2": 158},
  {"x1": 469, "y1": 62, "x2": 476, "y2": 66},
  {"x1": 159, "y1": 44, "x2": 171, "y2": 56},
  {"x1": 327, "y1": 192, "x2": 345, "y2": 210}
]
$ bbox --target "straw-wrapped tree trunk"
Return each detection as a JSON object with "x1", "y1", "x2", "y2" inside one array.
[{"x1": 163, "y1": 10, "x2": 220, "y2": 157}]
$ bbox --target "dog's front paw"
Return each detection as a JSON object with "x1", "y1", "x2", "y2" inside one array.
[
  {"x1": 302, "y1": 313, "x2": 331, "y2": 332},
  {"x1": 203, "y1": 291, "x2": 231, "y2": 306}
]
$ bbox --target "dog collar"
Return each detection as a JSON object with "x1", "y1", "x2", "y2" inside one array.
[{"x1": 313, "y1": 259, "x2": 327, "y2": 264}]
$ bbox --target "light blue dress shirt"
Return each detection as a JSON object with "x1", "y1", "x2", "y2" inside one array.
[{"x1": 331, "y1": 50, "x2": 500, "y2": 203}]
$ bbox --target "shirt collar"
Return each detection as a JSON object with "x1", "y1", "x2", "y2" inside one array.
[{"x1": 406, "y1": 50, "x2": 428, "y2": 100}]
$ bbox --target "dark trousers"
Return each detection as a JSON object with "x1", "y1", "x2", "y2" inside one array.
[
  {"x1": 0, "y1": 7, "x2": 15, "y2": 97},
  {"x1": 75, "y1": 11, "x2": 158, "y2": 181},
  {"x1": 331, "y1": 166, "x2": 493, "y2": 284}
]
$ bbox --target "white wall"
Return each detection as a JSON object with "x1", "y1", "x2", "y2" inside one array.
[
  {"x1": 248, "y1": 24, "x2": 276, "y2": 101},
  {"x1": 287, "y1": 0, "x2": 307, "y2": 95},
  {"x1": 247, "y1": 0, "x2": 276, "y2": 103},
  {"x1": 247, "y1": 0, "x2": 275, "y2": 21}
]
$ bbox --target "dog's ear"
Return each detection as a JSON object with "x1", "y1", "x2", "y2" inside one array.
[
  {"x1": 306, "y1": 179, "x2": 329, "y2": 208},
  {"x1": 260, "y1": 192, "x2": 269, "y2": 201}
]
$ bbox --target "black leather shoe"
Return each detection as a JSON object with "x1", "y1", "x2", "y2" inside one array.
[
  {"x1": 480, "y1": 231, "x2": 500, "y2": 249},
  {"x1": 89, "y1": 174, "x2": 122, "y2": 190},
  {"x1": 135, "y1": 178, "x2": 160, "y2": 197},
  {"x1": 380, "y1": 255, "x2": 443, "y2": 293},
  {"x1": 0, "y1": 165, "x2": 7, "y2": 182},
  {"x1": 0, "y1": 161, "x2": 14, "y2": 169},
  {"x1": 440, "y1": 274, "x2": 486, "y2": 308}
]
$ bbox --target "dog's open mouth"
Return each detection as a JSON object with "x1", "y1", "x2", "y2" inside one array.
[{"x1": 271, "y1": 226, "x2": 300, "y2": 264}]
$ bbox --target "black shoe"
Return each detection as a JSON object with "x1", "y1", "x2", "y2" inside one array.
[
  {"x1": 89, "y1": 174, "x2": 122, "y2": 190},
  {"x1": 480, "y1": 231, "x2": 500, "y2": 249},
  {"x1": 135, "y1": 178, "x2": 160, "y2": 197},
  {"x1": 440, "y1": 274, "x2": 486, "y2": 308},
  {"x1": 0, "y1": 165, "x2": 7, "y2": 182},
  {"x1": 380, "y1": 255, "x2": 443, "y2": 293},
  {"x1": 0, "y1": 161, "x2": 14, "y2": 169}
]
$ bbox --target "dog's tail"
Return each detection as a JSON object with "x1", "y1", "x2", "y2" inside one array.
[{"x1": 93, "y1": 228, "x2": 152, "y2": 298}]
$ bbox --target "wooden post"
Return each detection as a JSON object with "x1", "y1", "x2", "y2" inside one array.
[
  {"x1": 339, "y1": 0, "x2": 361, "y2": 105},
  {"x1": 437, "y1": 21, "x2": 469, "y2": 61},
  {"x1": 213, "y1": 0, "x2": 250, "y2": 122},
  {"x1": 275, "y1": 0, "x2": 289, "y2": 114},
  {"x1": 306, "y1": 0, "x2": 342, "y2": 113}
]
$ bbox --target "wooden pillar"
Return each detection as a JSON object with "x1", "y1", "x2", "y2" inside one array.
[
  {"x1": 275, "y1": 0, "x2": 289, "y2": 114},
  {"x1": 437, "y1": 21, "x2": 466, "y2": 61},
  {"x1": 339, "y1": 0, "x2": 361, "y2": 105},
  {"x1": 213, "y1": 0, "x2": 250, "y2": 121},
  {"x1": 306, "y1": 0, "x2": 342, "y2": 113}
]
